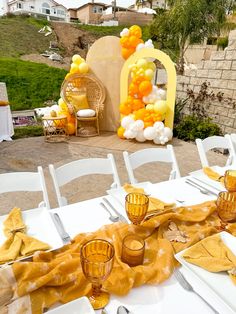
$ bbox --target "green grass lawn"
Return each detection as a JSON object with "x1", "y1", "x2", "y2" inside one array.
[{"x1": 0, "y1": 58, "x2": 67, "y2": 110}]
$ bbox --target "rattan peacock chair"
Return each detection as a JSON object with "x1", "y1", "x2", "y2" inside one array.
[{"x1": 61, "y1": 73, "x2": 106, "y2": 137}]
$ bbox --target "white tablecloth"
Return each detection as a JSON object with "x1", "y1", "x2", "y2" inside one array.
[{"x1": 0, "y1": 105, "x2": 14, "y2": 142}]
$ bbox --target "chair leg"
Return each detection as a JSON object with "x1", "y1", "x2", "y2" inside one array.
[{"x1": 96, "y1": 118, "x2": 100, "y2": 135}]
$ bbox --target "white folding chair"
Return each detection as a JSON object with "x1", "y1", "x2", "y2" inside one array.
[
  {"x1": 123, "y1": 145, "x2": 181, "y2": 184},
  {"x1": 0, "y1": 166, "x2": 50, "y2": 209},
  {"x1": 230, "y1": 133, "x2": 236, "y2": 152},
  {"x1": 195, "y1": 135, "x2": 236, "y2": 167},
  {"x1": 49, "y1": 153, "x2": 121, "y2": 207}
]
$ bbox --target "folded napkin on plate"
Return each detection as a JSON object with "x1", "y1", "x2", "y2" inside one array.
[
  {"x1": 182, "y1": 233, "x2": 236, "y2": 284},
  {"x1": 0, "y1": 207, "x2": 50, "y2": 264},
  {"x1": 123, "y1": 184, "x2": 175, "y2": 214},
  {"x1": 203, "y1": 167, "x2": 224, "y2": 185}
]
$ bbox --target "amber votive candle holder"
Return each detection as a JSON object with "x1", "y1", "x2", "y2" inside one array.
[
  {"x1": 224, "y1": 170, "x2": 236, "y2": 192},
  {"x1": 121, "y1": 234, "x2": 145, "y2": 267},
  {"x1": 216, "y1": 191, "x2": 236, "y2": 222}
]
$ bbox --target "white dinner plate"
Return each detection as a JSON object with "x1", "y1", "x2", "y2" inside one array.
[
  {"x1": 0, "y1": 207, "x2": 63, "y2": 263},
  {"x1": 106, "y1": 181, "x2": 153, "y2": 207},
  {"x1": 175, "y1": 231, "x2": 236, "y2": 314},
  {"x1": 47, "y1": 296, "x2": 95, "y2": 314},
  {"x1": 189, "y1": 166, "x2": 228, "y2": 192}
]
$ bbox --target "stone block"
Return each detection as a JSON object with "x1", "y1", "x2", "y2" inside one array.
[
  {"x1": 204, "y1": 61, "x2": 217, "y2": 69},
  {"x1": 197, "y1": 69, "x2": 208, "y2": 78},
  {"x1": 221, "y1": 70, "x2": 236, "y2": 80},
  {"x1": 184, "y1": 69, "x2": 197, "y2": 77},
  {"x1": 231, "y1": 61, "x2": 236, "y2": 70},
  {"x1": 226, "y1": 50, "x2": 236, "y2": 60},
  {"x1": 224, "y1": 126, "x2": 236, "y2": 134},
  {"x1": 197, "y1": 61, "x2": 204, "y2": 69},
  {"x1": 216, "y1": 60, "x2": 232, "y2": 70},
  {"x1": 228, "y1": 108, "x2": 236, "y2": 119},
  {"x1": 177, "y1": 75, "x2": 190, "y2": 84},
  {"x1": 210, "y1": 114, "x2": 220, "y2": 123},
  {"x1": 221, "y1": 89, "x2": 234, "y2": 98},
  {"x1": 219, "y1": 116, "x2": 234, "y2": 127},
  {"x1": 207, "y1": 104, "x2": 216, "y2": 114},
  {"x1": 233, "y1": 90, "x2": 236, "y2": 99},
  {"x1": 227, "y1": 80, "x2": 236, "y2": 90},
  {"x1": 211, "y1": 51, "x2": 226, "y2": 61},
  {"x1": 208, "y1": 70, "x2": 222, "y2": 79},
  {"x1": 214, "y1": 106, "x2": 229, "y2": 117}
]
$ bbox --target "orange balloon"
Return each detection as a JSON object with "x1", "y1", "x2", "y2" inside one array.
[
  {"x1": 121, "y1": 47, "x2": 135, "y2": 60},
  {"x1": 119, "y1": 103, "x2": 132, "y2": 115},
  {"x1": 128, "y1": 83, "x2": 139, "y2": 96},
  {"x1": 67, "y1": 122, "x2": 75, "y2": 135},
  {"x1": 129, "y1": 35, "x2": 140, "y2": 48},
  {"x1": 144, "y1": 121, "x2": 153, "y2": 128},
  {"x1": 134, "y1": 108, "x2": 147, "y2": 120},
  {"x1": 129, "y1": 25, "x2": 142, "y2": 39},
  {"x1": 132, "y1": 99, "x2": 145, "y2": 111},
  {"x1": 117, "y1": 126, "x2": 125, "y2": 139},
  {"x1": 139, "y1": 80, "x2": 153, "y2": 96},
  {"x1": 120, "y1": 37, "x2": 130, "y2": 48}
]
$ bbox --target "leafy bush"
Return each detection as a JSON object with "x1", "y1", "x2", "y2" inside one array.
[
  {"x1": 217, "y1": 37, "x2": 228, "y2": 50},
  {"x1": 174, "y1": 115, "x2": 222, "y2": 141},
  {"x1": 13, "y1": 125, "x2": 43, "y2": 139}
]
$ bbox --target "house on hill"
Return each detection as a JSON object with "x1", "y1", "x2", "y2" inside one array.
[{"x1": 0, "y1": 0, "x2": 68, "y2": 21}]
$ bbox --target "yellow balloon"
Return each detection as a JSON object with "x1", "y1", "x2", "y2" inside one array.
[
  {"x1": 70, "y1": 63, "x2": 80, "y2": 73},
  {"x1": 67, "y1": 122, "x2": 76, "y2": 135},
  {"x1": 153, "y1": 100, "x2": 167, "y2": 115},
  {"x1": 79, "y1": 62, "x2": 89, "y2": 74},
  {"x1": 146, "y1": 104, "x2": 154, "y2": 111},
  {"x1": 136, "y1": 58, "x2": 148, "y2": 69},
  {"x1": 147, "y1": 62, "x2": 156, "y2": 71},
  {"x1": 145, "y1": 69, "x2": 154, "y2": 80},
  {"x1": 58, "y1": 98, "x2": 65, "y2": 107},
  {"x1": 72, "y1": 54, "x2": 83, "y2": 64}
]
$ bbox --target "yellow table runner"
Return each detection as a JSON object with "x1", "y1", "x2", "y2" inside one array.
[
  {"x1": 0, "y1": 207, "x2": 50, "y2": 264},
  {"x1": 2, "y1": 199, "x2": 234, "y2": 313},
  {"x1": 203, "y1": 167, "x2": 225, "y2": 185}
]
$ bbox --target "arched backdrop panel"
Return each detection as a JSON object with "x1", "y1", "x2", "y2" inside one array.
[{"x1": 120, "y1": 48, "x2": 176, "y2": 129}]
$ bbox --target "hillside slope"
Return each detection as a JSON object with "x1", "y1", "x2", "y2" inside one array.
[{"x1": 0, "y1": 16, "x2": 52, "y2": 58}]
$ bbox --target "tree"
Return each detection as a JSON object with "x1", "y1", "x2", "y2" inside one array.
[
  {"x1": 149, "y1": 0, "x2": 222, "y2": 73},
  {"x1": 135, "y1": 0, "x2": 154, "y2": 9}
]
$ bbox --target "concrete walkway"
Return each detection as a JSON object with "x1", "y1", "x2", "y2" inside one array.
[{"x1": 0, "y1": 133, "x2": 227, "y2": 214}]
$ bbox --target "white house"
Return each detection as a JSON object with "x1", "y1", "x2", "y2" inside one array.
[{"x1": 0, "y1": 0, "x2": 68, "y2": 21}]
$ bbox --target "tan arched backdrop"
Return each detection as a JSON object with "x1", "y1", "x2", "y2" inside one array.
[{"x1": 86, "y1": 36, "x2": 124, "y2": 132}]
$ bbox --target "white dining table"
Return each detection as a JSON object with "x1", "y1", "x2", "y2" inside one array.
[{"x1": 47, "y1": 175, "x2": 233, "y2": 314}]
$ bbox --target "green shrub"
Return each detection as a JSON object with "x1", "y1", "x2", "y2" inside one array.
[
  {"x1": 174, "y1": 115, "x2": 222, "y2": 141},
  {"x1": 13, "y1": 125, "x2": 44, "y2": 139},
  {"x1": 217, "y1": 37, "x2": 228, "y2": 50}
]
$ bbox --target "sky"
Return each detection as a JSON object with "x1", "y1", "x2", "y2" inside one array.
[{"x1": 56, "y1": 0, "x2": 134, "y2": 9}]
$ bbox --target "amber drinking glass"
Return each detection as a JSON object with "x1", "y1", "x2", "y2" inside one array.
[
  {"x1": 224, "y1": 170, "x2": 236, "y2": 192},
  {"x1": 80, "y1": 239, "x2": 115, "y2": 310},
  {"x1": 125, "y1": 193, "x2": 149, "y2": 225},
  {"x1": 121, "y1": 234, "x2": 145, "y2": 267},
  {"x1": 216, "y1": 191, "x2": 236, "y2": 222}
]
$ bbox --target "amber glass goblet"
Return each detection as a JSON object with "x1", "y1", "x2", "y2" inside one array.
[
  {"x1": 216, "y1": 191, "x2": 236, "y2": 222},
  {"x1": 80, "y1": 239, "x2": 114, "y2": 310},
  {"x1": 125, "y1": 193, "x2": 149, "y2": 225},
  {"x1": 224, "y1": 170, "x2": 236, "y2": 192}
]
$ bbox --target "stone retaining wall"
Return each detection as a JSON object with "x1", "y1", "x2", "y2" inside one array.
[{"x1": 177, "y1": 32, "x2": 236, "y2": 134}]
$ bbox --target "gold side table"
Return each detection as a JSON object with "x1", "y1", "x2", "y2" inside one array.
[{"x1": 42, "y1": 115, "x2": 69, "y2": 143}]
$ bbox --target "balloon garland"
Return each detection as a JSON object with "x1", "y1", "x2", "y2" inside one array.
[
  {"x1": 118, "y1": 25, "x2": 173, "y2": 145},
  {"x1": 42, "y1": 54, "x2": 90, "y2": 135}
]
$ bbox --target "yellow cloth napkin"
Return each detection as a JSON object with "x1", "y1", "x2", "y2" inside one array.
[
  {"x1": 182, "y1": 233, "x2": 236, "y2": 284},
  {"x1": 0, "y1": 207, "x2": 50, "y2": 264},
  {"x1": 203, "y1": 167, "x2": 225, "y2": 185},
  {"x1": 123, "y1": 183, "x2": 175, "y2": 214},
  {"x1": 0, "y1": 200, "x2": 228, "y2": 313}
]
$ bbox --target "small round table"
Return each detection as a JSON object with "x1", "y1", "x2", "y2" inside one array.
[{"x1": 42, "y1": 115, "x2": 69, "y2": 143}]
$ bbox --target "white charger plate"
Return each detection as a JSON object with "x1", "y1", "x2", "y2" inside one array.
[
  {"x1": 175, "y1": 231, "x2": 236, "y2": 314},
  {"x1": 47, "y1": 296, "x2": 95, "y2": 314},
  {"x1": 0, "y1": 207, "x2": 63, "y2": 262}
]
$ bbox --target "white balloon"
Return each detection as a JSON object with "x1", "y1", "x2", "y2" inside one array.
[
  {"x1": 143, "y1": 127, "x2": 157, "y2": 140},
  {"x1": 156, "y1": 89, "x2": 167, "y2": 100},
  {"x1": 136, "y1": 43, "x2": 145, "y2": 51},
  {"x1": 145, "y1": 39, "x2": 154, "y2": 49},
  {"x1": 163, "y1": 127, "x2": 173, "y2": 140},
  {"x1": 153, "y1": 136, "x2": 161, "y2": 145},
  {"x1": 129, "y1": 122, "x2": 139, "y2": 132},
  {"x1": 124, "y1": 130, "x2": 137, "y2": 139},
  {"x1": 136, "y1": 130, "x2": 146, "y2": 142},
  {"x1": 120, "y1": 28, "x2": 129, "y2": 37},
  {"x1": 153, "y1": 121, "x2": 164, "y2": 132},
  {"x1": 152, "y1": 85, "x2": 158, "y2": 93},
  {"x1": 134, "y1": 120, "x2": 144, "y2": 131},
  {"x1": 121, "y1": 116, "x2": 134, "y2": 129}
]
